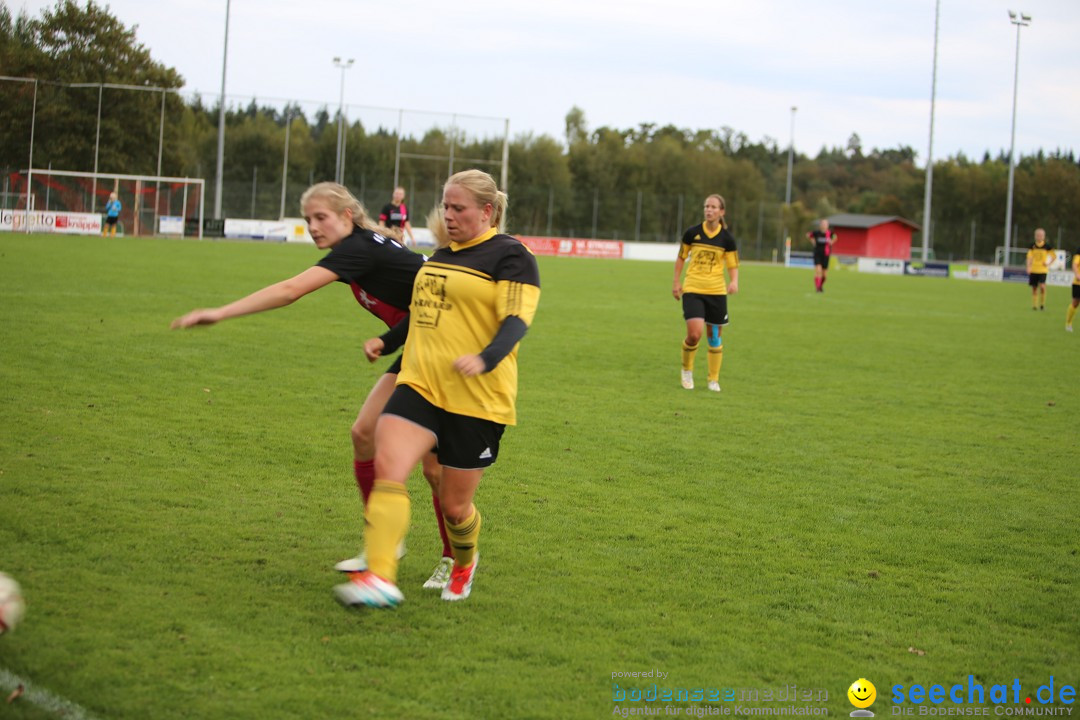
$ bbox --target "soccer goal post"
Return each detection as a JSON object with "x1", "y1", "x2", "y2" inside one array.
[{"x1": 6, "y1": 169, "x2": 205, "y2": 238}]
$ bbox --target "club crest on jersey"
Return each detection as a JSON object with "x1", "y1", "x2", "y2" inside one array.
[
  {"x1": 356, "y1": 289, "x2": 377, "y2": 308},
  {"x1": 414, "y1": 273, "x2": 451, "y2": 328}
]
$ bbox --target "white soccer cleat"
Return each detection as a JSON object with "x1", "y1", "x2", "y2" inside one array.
[
  {"x1": 423, "y1": 557, "x2": 454, "y2": 590},
  {"x1": 334, "y1": 541, "x2": 407, "y2": 573},
  {"x1": 334, "y1": 571, "x2": 404, "y2": 609},
  {"x1": 441, "y1": 554, "x2": 478, "y2": 602},
  {"x1": 1067, "y1": 325, "x2": 1074, "y2": 333},
  {"x1": 707, "y1": 381, "x2": 721, "y2": 392},
  {"x1": 681, "y1": 370, "x2": 694, "y2": 390}
]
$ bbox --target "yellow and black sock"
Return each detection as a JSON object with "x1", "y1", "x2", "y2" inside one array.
[
  {"x1": 1067, "y1": 304, "x2": 1077, "y2": 326},
  {"x1": 681, "y1": 341, "x2": 698, "y2": 371},
  {"x1": 364, "y1": 480, "x2": 410, "y2": 581},
  {"x1": 445, "y1": 506, "x2": 482, "y2": 569},
  {"x1": 707, "y1": 346, "x2": 724, "y2": 383}
]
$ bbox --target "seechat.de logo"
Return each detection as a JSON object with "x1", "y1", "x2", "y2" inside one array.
[{"x1": 849, "y1": 678, "x2": 877, "y2": 717}]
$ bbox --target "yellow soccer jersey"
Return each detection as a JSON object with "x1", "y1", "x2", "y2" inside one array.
[
  {"x1": 1027, "y1": 243, "x2": 1055, "y2": 273},
  {"x1": 678, "y1": 222, "x2": 739, "y2": 295},
  {"x1": 1073, "y1": 250, "x2": 1080, "y2": 285},
  {"x1": 398, "y1": 228, "x2": 540, "y2": 425}
]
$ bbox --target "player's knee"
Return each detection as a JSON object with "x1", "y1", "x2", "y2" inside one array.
[
  {"x1": 440, "y1": 498, "x2": 471, "y2": 524},
  {"x1": 351, "y1": 417, "x2": 376, "y2": 456}
]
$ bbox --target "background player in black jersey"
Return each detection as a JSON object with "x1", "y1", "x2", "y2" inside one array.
[
  {"x1": 171, "y1": 182, "x2": 456, "y2": 591},
  {"x1": 673, "y1": 194, "x2": 739, "y2": 393},
  {"x1": 335, "y1": 169, "x2": 540, "y2": 608},
  {"x1": 379, "y1": 186, "x2": 416, "y2": 247},
  {"x1": 807, "y1": 218, "x2": 836, "y2": 292}
]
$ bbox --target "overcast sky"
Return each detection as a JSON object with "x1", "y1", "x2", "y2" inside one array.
[{"x1": 11, "y1": 0, "x2": 1080, "y2": 162}]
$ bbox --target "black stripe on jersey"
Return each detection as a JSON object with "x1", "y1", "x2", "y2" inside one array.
[{"x1": 423, "y1": 261, "x2": 493, "y2": 282}]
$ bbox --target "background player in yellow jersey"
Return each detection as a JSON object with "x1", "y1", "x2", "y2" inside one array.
[
  {"x1": 672, "y1": 194, "x2": 739, "y2": 392},
  {"x1": 1066, "y1": 245, "x2": 1080, "y2": 332},
  {"x1": 336, "y1": 169, "x2": 540, "y2": 608},
  {"x1": 1026, "y1": 228, "x2": 1055, "y2": 310}
]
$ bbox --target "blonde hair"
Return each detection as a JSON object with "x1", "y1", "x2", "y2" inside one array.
[
  {"x1": 299, "y1": 182, "x2": 399, "y2": 240},
  {"x1": 426, "y1": 169, "x2": 509, "y2": 248},
  {"x1": 705, "y1": 193, "x2": 726, "y2": 210}
]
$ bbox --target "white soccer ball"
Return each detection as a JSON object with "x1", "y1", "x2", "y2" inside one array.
[{"x1": 0, "y1": 572, "x2": 26, "y2": 634}]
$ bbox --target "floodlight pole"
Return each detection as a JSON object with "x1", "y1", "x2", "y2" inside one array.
[
  {"x1": 393, "y1": 109, "x2": 403, "y2": 189},
  {"x1": 921, "y1": 0, "x2": 940, "y2": 261},
  {"x1": 1003, "y1": 10, "x2": 1031, "y2": 266},
  {"x1": 333, "y1": 57, "x2": 354, "y2": 185},
  {"x1": 500, "y1": 118, "x2": 510, "y2": 190},
  {"x1": 784, "y1": 106, "x2": 796, "y2": 205},
  {"x1": 214, "y1": 0, "x2": 231, "y2": 219},
  {"x1": 279, "y1": 109, "x2": 292, "y2": 219}
]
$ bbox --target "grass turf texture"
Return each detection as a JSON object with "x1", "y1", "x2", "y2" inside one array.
[{"x1": 0, "y1": 233, "x2": 1077, "y2": 720}]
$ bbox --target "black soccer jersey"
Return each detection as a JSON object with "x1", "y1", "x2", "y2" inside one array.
[
  {"x1": 398, "y1": 228, "x2": 540, "y2": 425},
  {"x1": 808, "y1": 229, "x2": 837, "y2": 248},
  {"x1": 379, "y1": 202, "x2": 408, "y2": 229},
  {"x1": 316, "y1": 228, "x2": 425, "y2": 328}
]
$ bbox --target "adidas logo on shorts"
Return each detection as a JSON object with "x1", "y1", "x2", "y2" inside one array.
[{"x1": 478, "y1": 447, "x2": 493, "y2": 460}]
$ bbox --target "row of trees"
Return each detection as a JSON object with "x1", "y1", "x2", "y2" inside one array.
[{"x1": 2, "y1": 1, "x2": 1078, "y2": 260}]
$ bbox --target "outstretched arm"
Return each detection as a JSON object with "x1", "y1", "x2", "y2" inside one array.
[{"x1": 171, "y1": 266, "x2": 338, "y2": 328}]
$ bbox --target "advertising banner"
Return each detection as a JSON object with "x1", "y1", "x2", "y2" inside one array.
[
  {"x1": 903, "y1": 261, "x2": 950, "y2": 278},
  {"x1": 1002, "y1": 268, "x2": 1029, "y2": 283},
  {"x1": 519, "y1": 237, "x2": 623, "y2": 259},
  {"x1": 956, "y1": 264, "x2": 1003, "y2": 282},
  {"x1": 0, "y1": 210, "x2": 102, "y2": 235},
  {"x1": 159, "y1": 216, "x2": 184, "y2": 235},
  {"x1": 857, "y1": 258, "x2": 905, "y2": 275}
]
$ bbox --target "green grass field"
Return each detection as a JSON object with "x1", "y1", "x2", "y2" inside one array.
[{"x1": 0, "y1": 233, "x2": 1077, "y2": 720}]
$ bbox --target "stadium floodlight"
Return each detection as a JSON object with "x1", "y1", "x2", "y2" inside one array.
[
  {"x1": 1002, "y1": 9, "x2": 1031, "y2": 266},
  {"x1": 785, "y1": 106, "x2": 796, "y2": 206},
  {"x1": 333, "y1": 57, "x2": 355, "y2": 185},
  {"x1": 214, "y1": 0, "x2": 231, "y2": 220},
  {"x1": 921, "y1": 0, "x2": 941, "y2": 261}
]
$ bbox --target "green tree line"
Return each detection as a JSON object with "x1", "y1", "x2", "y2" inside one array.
[{"x1": 3, "y1": 0, "x2": 1078, "y2": 260}]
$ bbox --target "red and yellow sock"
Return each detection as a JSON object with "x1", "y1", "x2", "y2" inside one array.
[
  {"x1": 353, "y1": 459, "x2": 375, "y2": 505},
  {"x1": 432, "y1": 493, "x2": 453, "y2": 558}
]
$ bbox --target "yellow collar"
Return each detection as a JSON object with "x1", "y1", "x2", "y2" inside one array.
[
  {"x1": 703, "y1": 221, "x2": 722, "y2": 239},
  {"x1": 450, "y1": 226, "x2": 498, "y2": 251}
]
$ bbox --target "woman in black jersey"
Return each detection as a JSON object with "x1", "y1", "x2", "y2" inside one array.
[
  {"x1": 806, "y1": 218, "x2": 836, "y2": 292},
  {"x1": 171, "y1": 182, "x2": 456, "y2": 592}
]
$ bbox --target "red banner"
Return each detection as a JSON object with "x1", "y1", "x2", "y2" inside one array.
[{"x1": 519, "y1": 236, "x2": 623, "y2": 259}]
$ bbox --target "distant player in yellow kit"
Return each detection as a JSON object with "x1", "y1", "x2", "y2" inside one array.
[
  {"x1": 1066, "y1": 244, "x2": 1080, "y2": 332},
  {"x1": 1026, "y1": 228, "x2": 1055, "y2": 310},
  {"x1": 672, "y1": 194, "x2": 739, "y2": 393}
]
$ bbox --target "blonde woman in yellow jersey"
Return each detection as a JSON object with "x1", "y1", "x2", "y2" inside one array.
[
  {"x1": 1026, "y1": 228, "x2": 1055, "y2": 310},
  {"x1": 335, "y1": 169, "x2": 540, "y2": 608},
  {"x1": 1066, "y1": 245, "x2": 1080, "y2": 332},
  {"x1": 672, "y1": 194, "x2": 739, "y2": 392}
]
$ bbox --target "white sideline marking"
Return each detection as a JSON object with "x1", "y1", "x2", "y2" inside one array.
[{"x1": 0, "y1": 667, "x2": 101, "y2": 719}]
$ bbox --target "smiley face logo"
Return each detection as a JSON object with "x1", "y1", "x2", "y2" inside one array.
[{"x1": 848, "y1": 678, "x2": 877, "y2": 709}]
